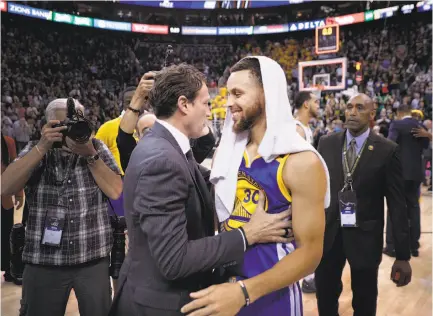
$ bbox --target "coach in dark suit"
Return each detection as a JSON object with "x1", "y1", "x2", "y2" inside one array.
[
  {"x1": 384, "y1": 104, "x2": 430, "y2": 257},
  {"x1": 315, "y1": 93, "x2": 412, "y2": 316},
  {"x1": 109, "y1": 64, "x2": 291, "y2": 316}
]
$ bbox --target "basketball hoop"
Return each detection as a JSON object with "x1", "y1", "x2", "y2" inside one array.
[
  {"x1": 311, "y1": 84, "x2": 325, "y2": 99},
  {"x1": 315, "y1": 84, "x2": 325, "y2": 91}
]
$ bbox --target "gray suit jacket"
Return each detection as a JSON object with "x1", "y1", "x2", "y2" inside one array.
[{"x1": 110, "y1": 122, "x2": 244, "y2": 315}]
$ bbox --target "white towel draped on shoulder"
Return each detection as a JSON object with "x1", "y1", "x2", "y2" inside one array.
[{"x1": 210, "y1": 56, "x2": 331, "y2": 222}]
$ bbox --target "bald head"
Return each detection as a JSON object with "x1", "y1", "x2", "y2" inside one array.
[
  {"x1": 348, "y1": 93, "x2": 374, "y2": 110},
  {"x1": 345, "y1": 93, "x2": 375, "y2": 136},
  {"x1": 137, "y1": 113, "x2": 156, "y2": 138},
  {"x1": 45, "y1": 98, "x2": 85, "y2": 122}
]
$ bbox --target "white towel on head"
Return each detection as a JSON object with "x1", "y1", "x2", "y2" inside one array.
[{"x1": 210, "y1": 56, "x2": 331, "y2": 222}]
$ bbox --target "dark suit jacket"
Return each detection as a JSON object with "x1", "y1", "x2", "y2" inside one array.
[
  {"x1": 388, "y1": 118, "x2": 429, "y2": 182},
  {"x1": 111, "y1": 122, "x2": 244, "y2": 315},
  {"x1": 318, "y1": 130, "x2": 411, "y2": 270}
]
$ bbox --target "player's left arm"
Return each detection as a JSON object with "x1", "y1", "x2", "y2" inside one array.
[
  {"x1": 243, "y1": 151, "x2": 326, "y2": 303},
  {"x1": 180, "y1": 152, "x2": 326, "y2": 316}
]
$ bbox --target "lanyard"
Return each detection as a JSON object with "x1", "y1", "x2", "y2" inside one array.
[{"x1": 342, "y1": 136, "x2": 367, "y2": 186}]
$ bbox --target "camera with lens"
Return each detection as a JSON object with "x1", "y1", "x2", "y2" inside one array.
[
  {"x1": 52, "y1": 97, "x2": 93, "y2": 148},
  {"x1": 109, "y1": 215, "x2": 127, "y2": 279}
]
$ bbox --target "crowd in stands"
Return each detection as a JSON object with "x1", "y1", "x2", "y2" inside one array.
[
  {"x1": 1, "y1": 12, "x2": 432, "y2": 171},
  {"x1": 211, "y1": 19, "x2": 432, "y2": 128}
]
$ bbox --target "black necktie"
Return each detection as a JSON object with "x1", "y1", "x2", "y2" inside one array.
[
  {"x1": 186, "y1": 149, "x2": 214, "y2": 235},
  {"x1": 346, "y1": 139, "x2": 357, "y2": 171},
  {"x1": 186, "y1": 149, "x2": 196, "y2": 168},
  {"x1": 186, "y1": 149, "x2": 207, "y2": 192}
]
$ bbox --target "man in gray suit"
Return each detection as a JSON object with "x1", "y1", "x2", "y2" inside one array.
[{"x1": 109, "y1": 64, "x2": 292, "y2": 316}]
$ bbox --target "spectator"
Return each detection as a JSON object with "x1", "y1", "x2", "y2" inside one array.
[
  {"x1": 13, "y1": 117, "x2": 31, "y2": 154},
  {"x1": 1, "y1": 133, "x2": 24, "y2": 285}
]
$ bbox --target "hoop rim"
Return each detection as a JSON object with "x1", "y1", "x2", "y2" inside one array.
[{"x1": 315, "y1": 84, "x2": 325, "y2": 91}]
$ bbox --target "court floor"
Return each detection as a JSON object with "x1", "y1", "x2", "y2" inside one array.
[{"x1": 2, "y1": 182, "x2": 431, "y2": 316}]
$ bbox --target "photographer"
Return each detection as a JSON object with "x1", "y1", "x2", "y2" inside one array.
[
  {"x1": 117, "y1": 72, "x2": 216, "y2": 172},
  {"x1": 1, "y1": 98, "x2": 122, "y2": 316}
]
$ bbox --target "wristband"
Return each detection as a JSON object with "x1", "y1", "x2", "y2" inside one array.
[
  {"x1": 237, "y1": 280, "x2": 251, "y2": 306},
  {"x1": 238, "y1": 226, "x2": 249, "y2": 248},
  {"x1": 127, "y1": 106, "x2": 140, "y2": 114},
  {"x1": 35, "y1": 145, "x2": 44, "y2": 157}
]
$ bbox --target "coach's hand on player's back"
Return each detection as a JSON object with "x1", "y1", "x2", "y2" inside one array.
[{"x1": 242, "y1": 191, "x2": 292, "y2": 245}]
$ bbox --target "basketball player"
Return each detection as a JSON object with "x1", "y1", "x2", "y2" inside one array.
[
  {"x1": 96, "y1": 72, "x2": 154, "y2": 175},
  {"x1": 181, "y1": 57, "x2": 328, "y2": 316},
  {"x1": 294, "y1": 91, "x2": 320, "y2": 145},
  {"x1": 95, "y1": 86, "x2": 137, "y2": 175},
  {"x1": 294, "y1": 91, "x2": 320, "y2": 293}
]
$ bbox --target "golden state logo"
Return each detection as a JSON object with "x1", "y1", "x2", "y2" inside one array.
[{"x1": 223, "y1": 170, "x2": 269, "y2": 231}]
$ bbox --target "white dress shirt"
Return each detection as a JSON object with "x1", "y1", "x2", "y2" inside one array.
[{"x1": 157, "y1": 119, "x2": 190, "y2": 155}]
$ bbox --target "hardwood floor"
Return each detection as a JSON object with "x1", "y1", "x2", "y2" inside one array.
[{"x1": 2, "y1": 187, "x2": 431, "y2": 316}]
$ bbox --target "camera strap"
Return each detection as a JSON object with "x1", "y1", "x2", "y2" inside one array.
[
  {"x1": 107, "y1": 198, "x2": 120, "y2": 221},
  {"x1": 49, "y1": 151, "x2": 78, "y2": 200}
]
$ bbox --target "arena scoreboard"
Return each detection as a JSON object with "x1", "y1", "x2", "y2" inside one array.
[{"x1": 315, "y1": 24, "x2": 339, "y2": 54}]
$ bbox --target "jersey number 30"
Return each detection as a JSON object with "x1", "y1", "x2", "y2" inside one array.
[{"x1": 243, "y1": 189, "x2": 259, "y2": 204}]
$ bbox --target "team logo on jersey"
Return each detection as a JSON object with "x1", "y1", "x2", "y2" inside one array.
[{"x1": 223, "y1": 171, "x2": 269, "y2": 231}]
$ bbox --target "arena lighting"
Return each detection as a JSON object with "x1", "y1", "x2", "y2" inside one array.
[
  {"x1": 401, "y1": 4, "x2": 415, "y2": 14},
  {"x1": 254, "y1": 24, "x2": 289, "y2": 34},
  {"x1": 53, "y1": 12, "x2": 73, "y2": 24},
  {"x1": 417, "y1": 0, "x2": 432, "y2": 12},
  {"x1": 170, "y1": 27, "x2": 180, "y2": 34},
  {"x1": 2, "y1": 1, "x2": 429, "y2": 36},
  {"x1": 73, "y1": 16, "x2": 93, "y2": 27},
  {"x1": 132, "y1": 23, "x2": 168, "y2": 34},
  {"x1": 218, "y1": 26, "x2": 253, "y2": 35},
  {"x1": 326, "y1": 12, "x2": 365, "y2": 26},
  {"x1": 159, "y1": 0, "x2": 174, "y2": 9},
  {"x1": 203, "y1": 1, "x2": 216, "y2": 9},
  {"x1": 373, "y1": 5, "x2": 399, "y2": 19},
  {"x1": 355, "y1": 61, "x2": 363, "y2": 83},
  {"x1": 7, "y1": 2, "x2": 52, "y2": 20},
  {"x1": 94, "y1": 18, "x2": 131, "y2": 31},
  {"x1": 0, "y1": 1, "x2": 7, "y2": 12},
  {"x1": 355, "y1": 62, "x2": 362, "y2": 71},
  {"x1": 121, "y1": 0, "x2": 305, "y2": 9},
  {"x1": 181, "y1": 26, "x2": 217, "y2": 35}
]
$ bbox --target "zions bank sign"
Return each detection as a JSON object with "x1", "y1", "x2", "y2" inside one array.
[{"x1": 7, "y1": 3, "x2": 52, "y2": 20}]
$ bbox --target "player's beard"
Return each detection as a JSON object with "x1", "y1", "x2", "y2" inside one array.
[
  {"x1": 233, "y1": 99, "x2": 263, "y2": 133},
  {"x1": 309, "y1": 106, "x2": 318, "y2": 119}
]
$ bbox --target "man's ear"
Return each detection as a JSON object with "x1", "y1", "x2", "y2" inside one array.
[{"x1": 177, "y1": 95, "x2": 189, "y2": 115}]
